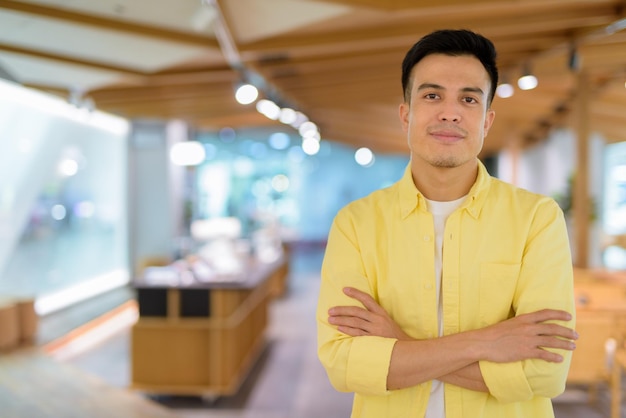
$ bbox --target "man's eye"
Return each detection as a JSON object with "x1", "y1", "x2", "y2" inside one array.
[
  {"x1": 463, "y1": 97, "x2": 478, "y2": 103},
  {"x1": 425, "y1": 93, "x2": 438, "y2": 99}
]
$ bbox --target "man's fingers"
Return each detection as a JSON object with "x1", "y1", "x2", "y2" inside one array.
[
  {"x1": 329, "y1": 314, "x2": 370, "y2": 334},
  {"x1": 328, "y1": 305, "x2": 370, "y2": 320},
  {"x1": 520, "y1": 309, "x2": 573, "y2": 323},
  {"x1": 536, "y1": 335, "x2": 577, "y2": 351},
  {"x1": 337, "y1": 326, "x2": 368, "y2": 337},
  {"x1": 343, "y1": 287, "x2": 384, "y2": 313},
  {"x1": 537, "y1": 323, "x2": 579, "y2": 340}
]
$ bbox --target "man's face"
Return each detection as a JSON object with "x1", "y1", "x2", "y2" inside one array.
[{"x1": 399, "y1": 53, "x2": 495, "y2": 170}]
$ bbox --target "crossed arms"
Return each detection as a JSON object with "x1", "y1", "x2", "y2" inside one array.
[{"x1": 327, "y1": 286, "x2": 578, "y2": 392}]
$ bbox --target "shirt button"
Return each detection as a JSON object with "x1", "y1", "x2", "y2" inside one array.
[
  {"x1": 423, "y1": 235, "x2": 431, "y2": 241},
  {"x1": 424, "y1": 284, "x2": 433, "y2": 290}
]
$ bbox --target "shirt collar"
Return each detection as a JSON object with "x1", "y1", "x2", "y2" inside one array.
[{"x1": 398, "y1": 159, "x2": 492, "y2": 220}]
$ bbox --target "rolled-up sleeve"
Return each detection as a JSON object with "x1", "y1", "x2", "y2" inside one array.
[
  {"x1": 317, "y1": 210, "x2": 396, "y2": 396},
  {"x1": 480, "y1": 198, "x2": 575, "y2": 403}
]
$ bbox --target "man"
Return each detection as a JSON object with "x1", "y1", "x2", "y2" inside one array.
[{"x1": 316, "y1": 29, "x2": 577, "y2": 418}]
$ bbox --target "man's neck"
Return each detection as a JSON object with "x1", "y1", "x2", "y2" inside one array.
[{"x1": 410, "y1": 159, "x2": 478, "y2": 202}]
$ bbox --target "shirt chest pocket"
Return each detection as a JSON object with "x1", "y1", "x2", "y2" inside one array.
[{"x1": 479, "y1": 263, "x2": 521, "y2": 324}]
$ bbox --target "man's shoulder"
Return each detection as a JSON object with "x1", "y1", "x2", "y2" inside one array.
[{"x1": 338, "y1": 182, "x2": 399, "y2": 217}]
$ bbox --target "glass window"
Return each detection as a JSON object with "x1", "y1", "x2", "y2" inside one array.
[
  {"x1": 603, "y1": 141, "x2": 626, "y2": 269},
  {"x1": 194, "y1": 128, "x2": 409, "y2": 243}
]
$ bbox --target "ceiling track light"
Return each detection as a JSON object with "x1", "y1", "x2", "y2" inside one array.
[
  {"x1": 203, "y1": 0, "x2": 321, "y2": 154},
  {"x1": 568, "y1": 45, "x2": 580, "y2": 71}
]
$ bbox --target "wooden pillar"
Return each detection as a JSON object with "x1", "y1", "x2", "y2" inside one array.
[
  {"x1": 573, "y1": 71, "x2": 591, "y2": 268},
  {"x1": 504, "y1": 128, "x2": 521, "y2": 186}
]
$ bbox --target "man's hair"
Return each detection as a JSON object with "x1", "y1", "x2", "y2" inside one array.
[{"x1": 401, "y1": 29, "x2": 498, "y2": 105}]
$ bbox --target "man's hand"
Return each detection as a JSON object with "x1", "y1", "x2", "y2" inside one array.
[
  {"x1": 328, "y1": 287, "x2": 411, "y2": 340},
  {"x1": 476, "y1": 309, "x2": 578, "y2": 363}
]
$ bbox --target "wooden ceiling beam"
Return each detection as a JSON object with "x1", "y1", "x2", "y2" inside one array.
[
  {"x1": 591, "y1": 117, "x2": 626, "y2": 143},
  {"x1": 319, "y1": 0, "x2": 504, "y2": 10},
  {"x1": 91, "y1": 85, "x2": 238, "y2": 105},
  {"x1": 0, "y1": 0, "x2": 219, "y2": 48},
  {"x1": 591, "y1": 100, "x2": 626, "y2": 119},
  {"x1": 135, "y1": 69, "x2": 236, "y2": 87},
  {"x1": 0, "y1": 42, "x2": 143, "y2": 76},
  {"x1": 242, "y1": 7, "x2": 617, "y2": 54}
]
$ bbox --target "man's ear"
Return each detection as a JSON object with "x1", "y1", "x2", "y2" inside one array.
[
  {"x1": 399, "y1": 102, "x2": 410, "y2": 133},
  {"x1": 483, "y1": 108, "x2": 496, "y2": 137}
]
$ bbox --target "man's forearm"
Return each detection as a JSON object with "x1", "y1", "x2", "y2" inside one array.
[
  {"x1": 439, "y1": 363, "x2": 488, "y2": 392},
  {"x1": 387, "y1": 310, "x2": 576, "y2": 391},
  {"x1": 387, "y1": 331, "x2": 483, "y2": 390},
  {"x1": 327, "y1": 288, "x2": 577, "y2": 392}
]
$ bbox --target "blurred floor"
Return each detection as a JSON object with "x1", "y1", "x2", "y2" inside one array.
[{"x1": 43, "y1": 244, "x2": 621, "y2": 418}]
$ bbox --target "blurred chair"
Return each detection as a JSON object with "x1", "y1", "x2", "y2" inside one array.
[
  {"x1": 611, "y1": 347, "x2": 626, "y2": 418},
  {"x1": 567, "y1": 311, "x2": 618, "y2": 403}
]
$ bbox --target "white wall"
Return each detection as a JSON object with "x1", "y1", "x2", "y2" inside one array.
[{"x1": 498, "y1": 128, "x2": 606, "y2": 267}]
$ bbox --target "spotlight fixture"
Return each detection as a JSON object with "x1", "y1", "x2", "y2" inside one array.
[
  {"x1": 235, "y1": 84, "x2": 259, "y2": 104},
  {"x1": 278, "y1": 107, "x2": 297, "y2": 125},
  {"x1": 298, "y1": 121, "x2": 318, "y2": 137},
  {"x1": 355, "y1": 147, "x2": 375, "y2": 167},
  {"x1": 256, "y1": 99, "x2": 281, "y2": 120},
  {"x1": 517, "y1": 64, "x2": 538, "y2": 90},
  {"x1": 302, "y1": 137, "x2": 320, "y2": 155},
  {"x1": 496, "y1": 81, "x2": 514, "y2": 98},
  {"x1": 234, "y1": 83, "x2": 258, "y2": 105}
]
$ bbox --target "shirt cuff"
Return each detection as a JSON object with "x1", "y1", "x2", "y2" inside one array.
[
  {"x1": 480, "y1": 360, "x2": 533, "y2": 403},
  {"x1": 347, "y1": 336, "x2": 397, "y2": 396}
]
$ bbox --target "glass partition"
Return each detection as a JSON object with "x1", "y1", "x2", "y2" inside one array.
[{"x1": 0, "y1": 79, "x2": 130, "y2": 314}]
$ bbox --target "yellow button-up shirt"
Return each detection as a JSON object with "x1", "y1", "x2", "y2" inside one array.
[{"x1": 317, "y1": 161, "x2": 575, "y2": 418}]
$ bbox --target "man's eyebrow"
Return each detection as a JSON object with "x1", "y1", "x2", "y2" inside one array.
[
  {"x1": 417, "y1": 83, "x2": 486, "y2": 96},
  {"x1": 416, "y1": 83, "x2": 443, "y2": 91},
  {"x1": 462, "y1": 86, "x2": 485, "y2": 96}
]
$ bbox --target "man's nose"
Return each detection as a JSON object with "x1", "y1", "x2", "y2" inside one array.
[
  {"x1": 439, "y1": 112, "x2": 460, "y2": 123},
  {"x1": 438, "y1": 102, "x2": 461, "y2": 122}
]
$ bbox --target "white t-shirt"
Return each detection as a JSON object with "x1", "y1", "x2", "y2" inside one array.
[{"x1": 424, "y1": 195, "x2": 466, "y2": 418}]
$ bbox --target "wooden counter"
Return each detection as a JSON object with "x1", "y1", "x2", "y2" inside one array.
[{"x1": 130, "y1": 255, "x2": 288, "y2": 397}]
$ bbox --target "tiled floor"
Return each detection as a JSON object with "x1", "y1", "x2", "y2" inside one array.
[{"x1": 47, "y1": 245, "x2": 621, "y2": 418}]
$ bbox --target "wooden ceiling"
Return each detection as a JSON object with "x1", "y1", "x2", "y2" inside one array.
[{"x1": 1, "y1": 0, "x2": 625, "y2": 156}]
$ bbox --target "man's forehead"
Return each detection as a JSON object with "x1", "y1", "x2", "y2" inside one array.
[{"x1": 410, "y1": 57, "x2": 490, "y2": 88}]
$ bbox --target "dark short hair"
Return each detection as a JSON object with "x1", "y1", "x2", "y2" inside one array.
[{"x1": 401, "y1": 29, "x2": 498, "y2": 105}]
